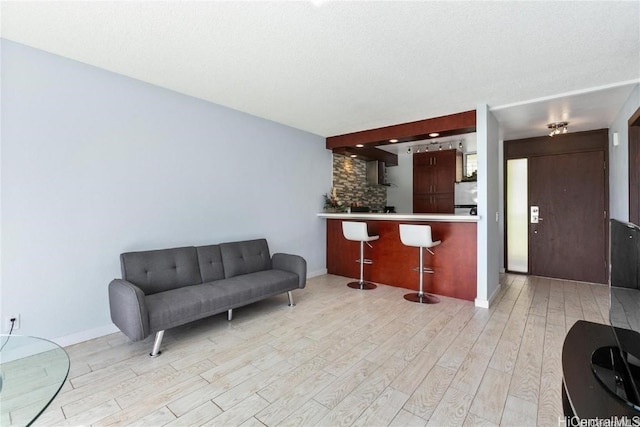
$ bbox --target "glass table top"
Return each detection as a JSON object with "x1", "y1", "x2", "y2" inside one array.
[{"x1": 0, "y1": 335, "x2": 70, "y2": 427}]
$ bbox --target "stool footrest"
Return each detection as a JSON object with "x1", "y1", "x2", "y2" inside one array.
[{"x1": 412, "y1": 267, "x2": 434, "y2": 273}]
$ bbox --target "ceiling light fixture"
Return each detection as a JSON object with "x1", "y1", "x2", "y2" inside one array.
[
  {"x1": 406, "y1": 140, "x2": 466, "y2": 155},
  {"x1": 355, "y1": 144, "x2": 364, "y2": 148},
  {"x1": 389, "y1": 139, "x2": 399, "y2": 143},
  {"x1": 429, "y1": 133, "x2": 439, "y2": 137},
  {"x1": 547, "y1": 121, "x2": 569, "y2": 137},
  {"x1": 350, "y1": 154, "x2": 357, "y2": 158}
]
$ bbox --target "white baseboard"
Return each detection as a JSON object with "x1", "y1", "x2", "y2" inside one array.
[
  {"x1": 307, "y1": 269, "x2": 327, "y2": 279},
  {"x1": 474, "y1": 298, "x2": 489, "y2": 308},
  {"x1": 53, "y1": 323, "x2": 120, "y2": 348},
  {"x1": 475, "y1": 283, "x2": 503, "y2": 309}
]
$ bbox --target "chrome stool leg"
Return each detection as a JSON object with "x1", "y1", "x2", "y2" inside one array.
[
  {"x1": 347, "y1": 240, "x2": 377, "y2": 290},
  {"x1": 404, "y1": 246, "x2": 440, "y2": 304}
]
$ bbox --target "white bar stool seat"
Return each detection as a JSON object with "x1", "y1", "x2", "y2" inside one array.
[
  {"x1": 342, "y1": 221, "x2": 379, "y2": 290},
  {"x1": 399, "y1": 224, "x2": 441, "y2": 304}
]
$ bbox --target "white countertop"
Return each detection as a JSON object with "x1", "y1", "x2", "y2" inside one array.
[{"x1": 317, "y1": 212, "x2": 480, "y2": 222}]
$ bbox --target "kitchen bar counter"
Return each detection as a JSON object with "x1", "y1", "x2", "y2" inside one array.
[
  {"x1": 317, "y1": 212, "x2": 479, "y2": 222},
  {"x1": 320, "y1": 213, "x2": 477, "y2": 301}
]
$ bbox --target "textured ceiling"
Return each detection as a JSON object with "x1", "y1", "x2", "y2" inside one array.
[{"x1": 1, "y1": 1, "x2": 639, "y2": 139}]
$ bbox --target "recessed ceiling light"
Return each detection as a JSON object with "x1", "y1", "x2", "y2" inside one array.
[
  {"x1": 350, "y1": 154, "x2": 357, "y2": 158},
  {"x1": 389, "y1": 139, "x2": 398, "y2": 143},
  {"x1": 355, "y1": 144, "x2": 364, "y2": 148},
  {"x1": 429, "y1": 133, "x2": 440, "y2": 138}
]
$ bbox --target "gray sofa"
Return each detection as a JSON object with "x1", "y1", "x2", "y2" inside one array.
[{"x1": 108, "y1": 239, "x2": 306, "y2": 356}]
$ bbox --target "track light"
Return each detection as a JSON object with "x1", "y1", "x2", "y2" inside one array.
[
  {"x1": 406, "y1": 140, "x2": 465, "y2": 154},
  {"x1": 547, "y1": 121, "x2": 569, "y2": 137}
]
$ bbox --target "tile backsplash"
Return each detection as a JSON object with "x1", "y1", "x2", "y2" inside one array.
[{"x1": 332, "y1": 154, "x2": 386, "y2": 211}]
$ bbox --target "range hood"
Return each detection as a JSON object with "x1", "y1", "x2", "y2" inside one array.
[{"x1": 366, "y1": 160, "x2": 390, "y2": 186}]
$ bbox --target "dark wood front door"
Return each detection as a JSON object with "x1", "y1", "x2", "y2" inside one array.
[{"x1": 528, "y1": 151, "x2": 607, "y2": 283}]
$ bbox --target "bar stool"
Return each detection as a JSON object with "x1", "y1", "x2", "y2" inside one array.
[
  {"x1": 342, "y1": 221, "x2": 379, "y2": 290},
  {"x1": 399, "y1": 224, "x2": 441, "y2": 304}
]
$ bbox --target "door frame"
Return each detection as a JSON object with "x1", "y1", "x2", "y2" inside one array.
[
  {"x1": 504, "y1": 129, "x2": 609, "y2": 278},
  {"x1": 629, "y1": 107, "x2": 640, "y2": 225}
]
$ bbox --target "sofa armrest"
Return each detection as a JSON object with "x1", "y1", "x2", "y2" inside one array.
[
  {"x1": 272, "y1": 253, "x2": 307, "y2": 289},
  {"x1": 108, "y1": 279, "x2": 149, "y2": 342}
]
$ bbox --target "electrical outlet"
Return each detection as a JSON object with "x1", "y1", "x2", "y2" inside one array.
[{"x1": 5, "y1": 314, "x2": 20, "y2": 331}]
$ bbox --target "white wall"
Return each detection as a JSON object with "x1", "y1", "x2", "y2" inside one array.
[
  {"x1": 0, "y1": 40, "x2": 331, "y2": 343},
  {"x1": 609, "y1": 85, "x2": 640, "y2": 221},
  {"x1": 476, "y1": 104, "x2": 501, "y2": 307}
]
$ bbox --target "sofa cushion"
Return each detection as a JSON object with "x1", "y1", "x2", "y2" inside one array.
[
  {"x1": 196, "y1": 245, "x2": 225, "y2": 282},
  {"x1": 145, "y1": 269, "x2": 298, "y2": 332},
  {"x1": 208, "y1": 269, "x2": 299, "y2": 298},
  {"x1": 120, "y1": 246, "x2": 201, "y2": 295},
  {"x1": 220, "y1": 239, "x2": 272, "y2": 278},
  {"x1": 145, "y1": 283, "x2": 230, "y2": 332}
]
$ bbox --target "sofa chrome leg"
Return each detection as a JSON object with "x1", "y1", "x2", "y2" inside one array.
[
  {"x1": 149, "y1": 330, "x2": 164, "y2": 357},
  {"x1": 228, "y1": 309, "x2": 233, "y2": 321},
  {"x1": 287, "y1": 291, "x2": 295, "y2": 307}
]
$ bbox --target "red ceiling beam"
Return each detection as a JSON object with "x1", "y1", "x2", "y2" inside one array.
[{"x1": 326, "y1": 110, "x2": 476, "y2": 150}]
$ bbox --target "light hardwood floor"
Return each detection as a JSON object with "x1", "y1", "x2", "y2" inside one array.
[{"x1": 31, "y1": 273, "x2": 608, "y2": 426}]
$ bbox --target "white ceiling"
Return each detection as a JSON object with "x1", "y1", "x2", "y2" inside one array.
[{"x1": 1, "y1": 1, "x2": 639, "y2": 140}]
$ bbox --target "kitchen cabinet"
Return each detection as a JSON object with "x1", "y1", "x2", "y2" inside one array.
[
  {"x1": 413, "y1": 193, "x2": 455, "y2": 213},
  {"x1": 413, "y1": 150, "x2": 459, "y2": 213}
]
